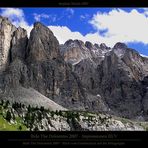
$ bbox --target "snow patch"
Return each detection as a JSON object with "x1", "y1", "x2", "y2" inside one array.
[
  {"x1": 140, "y1": 54, "x2": 148, "y2": 58},
  {"x1": 97, "y1": 94, "x2": 101, "y2": 97}
]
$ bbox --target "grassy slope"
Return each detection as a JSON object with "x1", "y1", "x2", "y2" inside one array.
[{"x1": 0, "y1": 115, "x2": 27, "y2": 131}]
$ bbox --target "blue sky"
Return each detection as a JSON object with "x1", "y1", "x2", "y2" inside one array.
[{"x1": 0, "y1": 8, "x2": 148, "y2": 56}]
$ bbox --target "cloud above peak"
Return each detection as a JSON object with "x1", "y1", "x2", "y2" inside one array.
[
  {"x1": 1, "y1": 8, "x2": 24, "y2": 18},
  {"x1": 33, "y1": 13, "x2": 50, "y2": 22},
  {"x1": 89, "y1": 8, "x2": 148, "y2": 45},
  {"x1": 48, "y1": 26, "x2": 105, "y2": 45},
  {"x1": 49, "y1": 8, "x2": 148, "y2": 47}
]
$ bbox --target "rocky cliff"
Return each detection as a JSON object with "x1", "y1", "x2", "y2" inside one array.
[
  {"x1": 0, "y1": 17, "x2": 85, "y2": 111},
  {"x1": 61, "y1": 40, "x2": 148, "y2": 120},
  {"x1": 0, "y1": 16, "x2": 148, "y2": 122},
  {"x1": 97, "y1": 43, "x2": 148, "y2": 119},
  {"x1": 0, "y1": 16, "x2": 16, "y2": 71}
]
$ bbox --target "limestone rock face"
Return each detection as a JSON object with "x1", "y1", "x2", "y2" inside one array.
[
  {"x1": 27, "y1": 22, "x2": 61, "y2": 62},
  {"x1": 25, "y1": 22, "x2": 85, "y2": 110},
  {"x1": 60, "y1": 40, "x2": 111, "y2": 66},
  {"x1": 64, "y1": 40, "x2": 148, "y2": 119},
  {"x1": 88, "y1": 45, "x2": 148, "y2": 119},
  {"x1": 0, "y1": 16, "x2": 16, "y2": 71},
  {"x1": 60, "y1": 39, "x2": 91, "y2": 65},
  {"x1": 11, "y1": 27, "x2": 28, "y2": 61},
  {"x1": 0, "y1": 17, "x2": 85, "y2": 110},
  {"x1": 97, "y1": 51, "x2": 141, "y2": 118}
]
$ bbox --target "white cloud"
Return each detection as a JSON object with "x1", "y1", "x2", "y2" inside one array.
[
  {"x1": 66, "y1": 8, "x2": 74, "y2": 15},
  {"x1": 80, "y1": 14, "x2": 90, "y2": 20},
  {"x1": 49, "y1": 25, "x2": 119, "y2": 47},
  {"x1": 145, "y1": 11, "x2": 148, "y2": 16},
  {"x1": 89, "y1": 8, "x2": 148, "y2": 46},
  {"x1": 1, "y1": 8, "x2": 24, "y2": 18},
  {"x1": 142, "y1": 8, "x2": 148, "y2": 11},
  {"x1": 33, "y1": 13, "x2": 50, "y2": 21},
  {"x1": 140, "y1": 54, "x2": 148, "y2": 58},
  {"x1": 49, "y1": 8, "x2": 148, "y2": 47},
  {"x1": 0, "y1": 8, "x2": 33, "y2": 37},
  {"x1": 33, "y1": 13, "x2": 57, "y2": 23},
  {"x1": 48, "y1": 26, "x2": 84, "y2": 44},
  {"x1": 143, "y1": 8, "x2": 148, "y2": 16},
  {"x1": 65, "y1": 8, "x2": 74, "y2": 18},
  {"x1": 48, "y1": 26, "x2": 102, "y2": 45}
]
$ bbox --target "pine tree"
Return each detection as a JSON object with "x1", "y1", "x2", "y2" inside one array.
[
  {"x1": 40, "y1": 106, "x2": 44, "y2": 112},
  {"x1": 51, "y1": 111, "x2": 54, "y2": 118},
  {"x1": 12, "y1": 102, "x2": 16, "y2": 109},
  {"x1": 38, "y1": 111, "x2": 42, "y2": 121},
  {"x1": 6, "y1": 100, "x2": 10, "y2": 106},
  {"x1": 5, "y1": 110, "x2": 12, "y2": 122},
  {"x1": 59, "y1": 110, "x2": 62, "y2": 116},
  {"x1": 22, "y1": 104, "x2": 25, "y2": 109},
  {"x1": 28, "y1": 105, "x2": 31, "y2": 113},
  {"x1": 4, "y1": 100, "x2": 10, "y2": 109},
  {"x1": 55, "y1": 110, "x2": 59, "y2": 115},
  {"x1": 30, "y1": 113, "x2": 35, "y2": 125},
  {"x1": 18, "y1": 125, "x2": 22, "y2": 131},
  {"x1": 25, "y1": 112, "x2": 31, "y2": 127},
  {"x1": 76, "y1": 112, "x2": 80, "y2": 121},
  {"x1": 0, "y1": 100, "x2": 4, "y2": 105}
]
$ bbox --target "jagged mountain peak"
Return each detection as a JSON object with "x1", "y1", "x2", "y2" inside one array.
[
  {"x1": 16, "y1": 26, "x2": 27, "y2": 32},
  {"x1": 0, "y1": 15, "x2": 13, "y2": 25},
  {"x1": 64, "y1": 39, "x2": 85, "y2": 47},
  {"x1": 113, "y1": 42, "x2": 128, "y2": 49},
  {"x1": 27, "y1": 21, "x2": 60, "y2": 62},
  {"x1": 112, "y1": 42, "x2": 141, "y2": 60},
  {"x1": 94, "y1": 43, "x2": 100, "y2": 49},
  {"x1": 85, "y1": 41, "x2": 94, "y2": 49},
  {"x1": 74, "y1": 39, "x2": 84, "y2": 46},
  {"x1": 64, "y1": 39, "x2": 73, "y2": 45},
  {"x1": 34, "y1": 21, "x2": 47, "y2": 29},
  {"x1": 61, "y1": 39, "x2": 112, "y2": 65},
  {"x1": 100, "y1": 43, "x2": 110, "y2": 49},
  {"x1": 63, "y1": 39, "x2": 112, "y2": 52},
  {"x1": 32, "y1": 21, "x2": 54, "y2": 36},
  {"x1": 112, "y1": 42, "x2": 128, "y2": 58}
]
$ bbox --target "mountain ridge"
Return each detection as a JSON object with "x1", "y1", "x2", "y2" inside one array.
[{"x1": 0, "y1": 15, "x2": 148, "y2": 121}]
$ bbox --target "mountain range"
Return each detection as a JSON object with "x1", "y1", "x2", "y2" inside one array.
[{"x1": 0, "y1": 15, "x2": 148, "y2": 123}]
